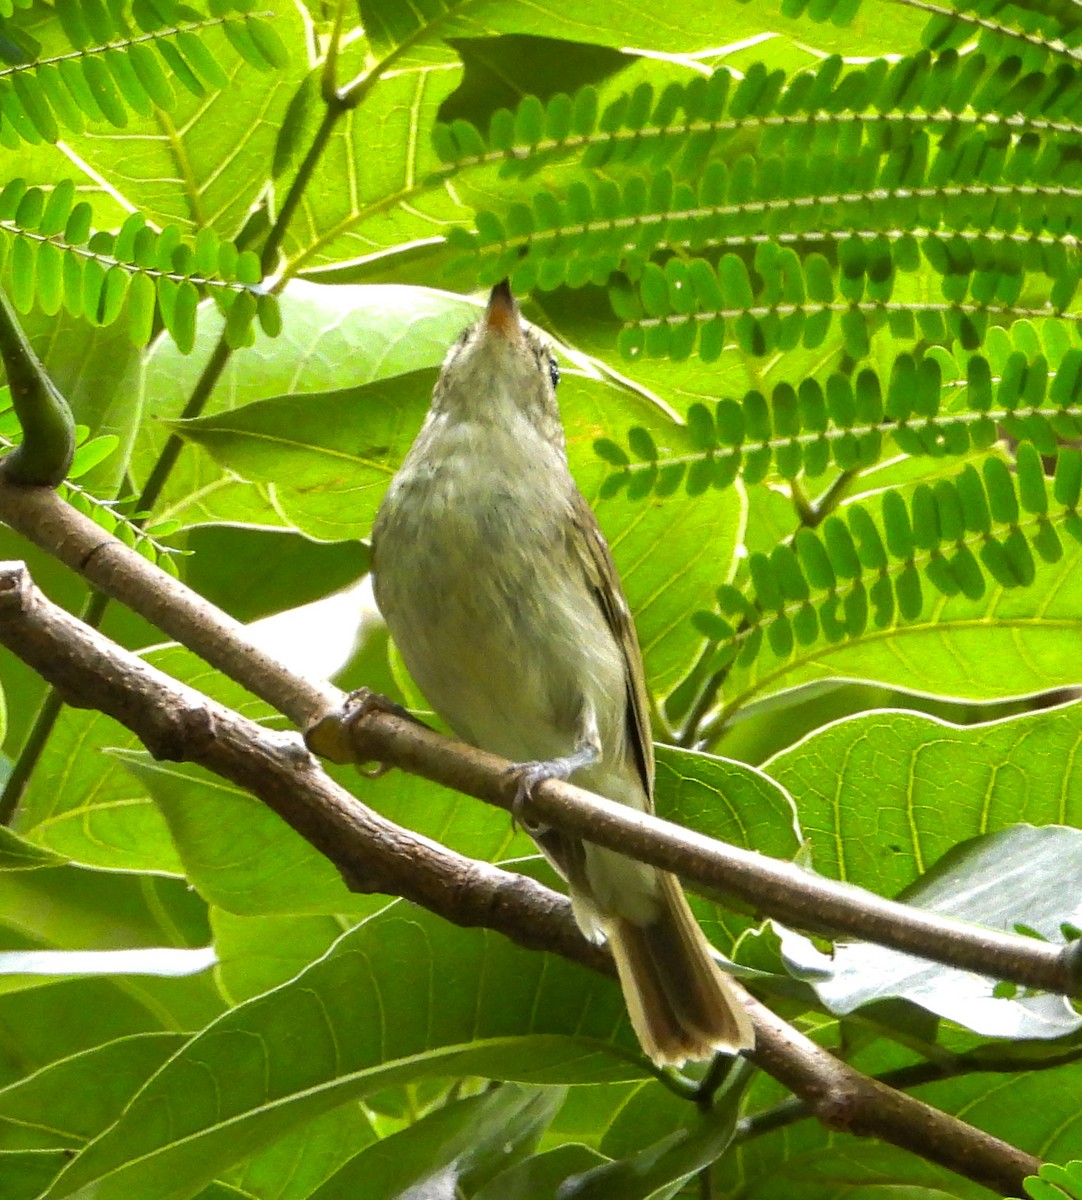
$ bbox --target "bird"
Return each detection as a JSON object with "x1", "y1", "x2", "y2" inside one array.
[{"x1": 371, "y1": 280, "x2": 754, "y2": 1064}]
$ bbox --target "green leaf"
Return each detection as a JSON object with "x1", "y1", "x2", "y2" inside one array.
[
  {"x1": 114, "y1": 752, "x2": 390, "y2": 917},
  {"x1": 182, "y1": 525, "x2": 368, "y2": 623},
  {"x1": 41, "y1": 911, "x2": 648, "y2": 1200},
  {"x1": 0, "y1": 827, "x2": 65, "y2": 870},
  {"x1": 0, "y1": 1033, "x2": 186, "y2": 1149},
  {"x1": 304, "y1": 1084, "x2": 562, "y2": 1199},
  {"x1": 473, "y1": 1145, "x2": 608, "y2": 1199},
  {"x1": 769, "y1": 703, "x2": 1082, "y2": 893},
  {"x1": 556, "y1": 1071, "x2": 743, "y2": 1198},
  {"x1": 133, "y1": 284, "x2": 481, "y2": 529},
  {"x1": 780, "y1": 824, "x2": 1082, "y2": 1037},
  {"x1": 168, "y1": 371, "x2": 436, "y2": 540}
]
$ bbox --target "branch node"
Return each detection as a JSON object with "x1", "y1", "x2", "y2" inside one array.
[
  {"x1": 305, "y1": 687, "x2": 424, "y2": 767},
  {"x1": 0, "y1": 561, "x2": 31, "y2": 613},
  {"x1": 1060, "y1": 937, "x2": 1082, "y2": 994},
  {"x1": 808, "y1": 1078, "x2": 863, "y2": 1131}
]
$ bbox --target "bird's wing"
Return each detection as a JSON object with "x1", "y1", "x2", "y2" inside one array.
[{"x1": 567, "y1": 488, "x2": 655, "y2": 805}]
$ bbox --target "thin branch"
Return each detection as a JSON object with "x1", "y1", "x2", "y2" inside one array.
[
  {"x1": 260, "y1": 103, "x2": 344, "y2": 276},
  {"x1": 0, "y1": 559, "x2": 595, "y2": 965},
  {"x1": 736, "y1": 1044, "x2": 1082, "y2": 1143},
  {"x1": 0, "y1": 475, "x2": 335, "y2": 730},
  {"x1": 329, "y1": 695, "x2": 1081, "y2": 998},
  {"x1": 0, "y1": 687, "x2": 63, "y2": 824},
  {"x1": 743, "y1": 997, "x2": 1038, "y2": 1195},
  {"x1": 0, "y1": 477, "x2": 1078, "y2": 1000},
  {"x1": 135, "y1": 335, "x2": 234, "y2": 519},
  {"x1": 0, "y1": 559, "x2": 1043, "y2": 1197},
  {"x1": 679, "y1": 467, "x2": 862, "y2": 750}
]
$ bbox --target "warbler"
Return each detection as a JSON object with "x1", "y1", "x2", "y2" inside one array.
[{"x1": 371, "y1": 281, "x2": 754, "y2": 1064}]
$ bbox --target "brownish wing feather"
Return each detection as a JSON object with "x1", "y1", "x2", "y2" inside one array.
[{"x1": 567, "y1": 488, "x2": 655, "y2": 805}]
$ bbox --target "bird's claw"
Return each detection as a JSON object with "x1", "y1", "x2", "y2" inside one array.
[{"x1": 508, "y1": 760, "x2": 563, "y2": 835}]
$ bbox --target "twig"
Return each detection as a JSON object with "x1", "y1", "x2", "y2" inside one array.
[{"x1": 736, "y1": 1044, "x2": 1082, "y2": 1142}]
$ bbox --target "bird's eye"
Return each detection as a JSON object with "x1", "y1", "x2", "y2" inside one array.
[{"x1": 548, "y1": 358, "x2": 560, "y2": 390}]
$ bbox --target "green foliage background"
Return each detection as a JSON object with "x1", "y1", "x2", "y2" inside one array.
[{"x1": 1, "y1": 0, "x2": 1082, "y2": 1195}]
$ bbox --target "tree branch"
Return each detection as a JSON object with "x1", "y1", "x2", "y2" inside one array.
[
  {"x1": 0, "y1": 558, "x2": 595, "y2": 966},
  {"x1": 737, "y1": 1043, "x2": 1082, "y2": 1143},
  {"x1": 0, "y1": 559, "x2": 1043, "y2": 1196},
  {"x1": 325, "y1": 695, "x2": 1080, "y2": 998},
  {"x1": 0, "y1": 475, "x2": 1078, "y2": 1001},
  {"x1": 0, "y1": 472, "x2": 336, "y2": 729}
]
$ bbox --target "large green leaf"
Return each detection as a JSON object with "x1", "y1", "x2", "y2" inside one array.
[
  {"x1": 767, "y1": 704, "x2": 1082, "y2": 893},
  {"x1": 0, "y1": 971, "x2": 222, "y2": 1088},
  {"x1": 132, "y1": 284, "x2": 482, "y2": 529},
  {"x1": 0, "y1": 1033, "x2": 187, "y2": 1150},
  {"x1": 0, "y1": 860, "x2": 209, "y2": 952},
  {"x1": 42, "y1": 908, "x2": 648, "y2": 1200},
  {"x1": 231, "y1": 1103, "x2": 377, "y2": 1200},
  {"x1": 169, "y1": 371, "x2": 437, "y2": 540},
  {"x1": 472, "y1": 1145, "x2": 608, "y2": 1198},
  {"x1": 182, "y1": 526, "x2": 369, "y2": 624},
  {"x1": 554, "y1": 1067, "x2": 746, "y2": 1199},
  {"x1": 115, "y1": 753, "x2": 393, "y2": 917},
  {"x1": 0, "y1": 1150, "x2": 71, "y2": 1200},
  {"x1": 354, "y1": 0, "x2": 927, "y2": 67},
  {"x1": 304, "y1": 1084, "x2": 562, "y2": 1199},
  {"x1": 780, "y1": 825, "x2": 1082, "y2": 1038},
  {"x1": 14, "y1": 644, "x2": 274, "y2": 870},
  {"x1": 766, "y1": 706, "x2": 1082, "y2": 1036},
  {"x1": 210, "y1": 910, "x2": 358, "y2": 1003},
  {"x1": 283, "y1": 64, "x2": 469, "y2": 269}
]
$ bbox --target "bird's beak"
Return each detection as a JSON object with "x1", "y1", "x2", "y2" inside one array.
[{"x1": 484, "y1": 279, "x2": 521, "y2": 338}]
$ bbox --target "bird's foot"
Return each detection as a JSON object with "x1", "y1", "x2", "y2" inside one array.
[{"x1": 508, "y1": 742, "x2": 600, "y2": 835}]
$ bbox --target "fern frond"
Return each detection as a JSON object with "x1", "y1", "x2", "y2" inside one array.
[
  {"x1": 436, "y1": 53, "x2": 1082, "y2": 363},
  {"x1": 451, "y1": 169, "x2": 1082, "y2": 299},
  {"x1": 0, "y1": 5, "x2": 286, "y2": 144},
  {"x1": 597, "y1": 346, "x2": 1082, "y2": 497},
  {"x1": 0, "y1": 179, "x2": 278, "y2": 349},
  {"x1": 693, "y1": 446, "x2": 1080, "y2": 669},
  {"x1": 63, "y1": 484, "x2": 186, "y2": 574},
  {"x1": 433, "y1": 52, "x2": 1082, "y2": 177}
]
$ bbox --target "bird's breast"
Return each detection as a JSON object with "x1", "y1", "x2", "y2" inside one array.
[{"x1": 373, "y1": 419, "x2": 624, "y2": 762}]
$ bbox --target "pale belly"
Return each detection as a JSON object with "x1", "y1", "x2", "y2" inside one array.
[
  {"x1": 373, "y1": 425, "x2": 626, "y2": 766},
  {"x1": 372, "y1": 418, "x2": 660, "y2": 928}
]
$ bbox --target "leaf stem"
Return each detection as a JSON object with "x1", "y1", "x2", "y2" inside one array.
[
  {"x1": 0, "y1": 288, "x2": 75, "y2": 487},
  {"x1": 260, "y1": 102, "x2": 344, "y2": 277}
]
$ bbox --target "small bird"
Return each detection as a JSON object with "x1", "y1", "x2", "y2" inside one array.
[{"x1": 371, "y1": 281, "x2": 754, "y2": 1064}]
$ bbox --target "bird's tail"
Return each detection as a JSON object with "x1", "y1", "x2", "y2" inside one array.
[{"x1": 602, "y1": 871, "x2": 754, "y2": 1066}]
